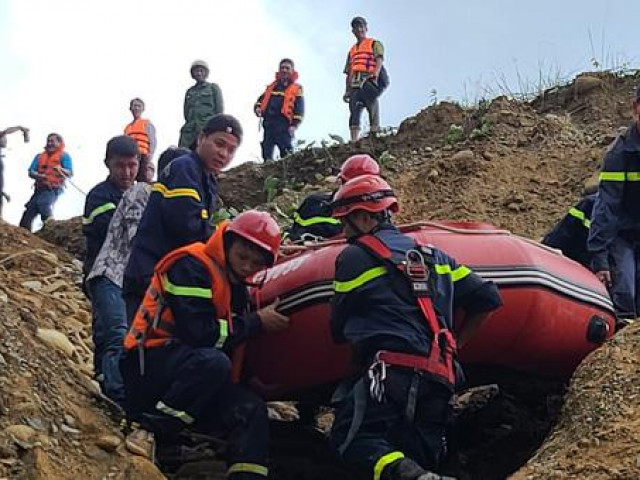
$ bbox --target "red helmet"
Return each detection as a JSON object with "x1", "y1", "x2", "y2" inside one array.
[
  {"x1": 339, "y1": 154, "x2": 380, "y2": 182},
  {"x1": 332, "y1": 175, "x2": 398, "y2": 218},
  {"x1": 227, "y1": 210, "x2": 281, "y2": 265}
]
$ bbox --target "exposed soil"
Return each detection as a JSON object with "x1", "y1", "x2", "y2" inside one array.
[{"x1": 14, "y1": 69, "x2": 640, "y2": 479}]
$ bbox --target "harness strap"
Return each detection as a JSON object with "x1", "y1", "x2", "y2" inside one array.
[{"x1": 338, "y1": 378, "x2": 368, "y2": 456}]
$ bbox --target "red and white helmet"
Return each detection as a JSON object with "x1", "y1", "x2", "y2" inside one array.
[
  {"x1": 338, "y1": 154, "x2": 380, "y2": 182},
  {"x1": 332, "y1": 175, "x2": 398, "y2": 218},
  {"x1": 227, "y1": 210, "x2": 281, "y2": 266}
]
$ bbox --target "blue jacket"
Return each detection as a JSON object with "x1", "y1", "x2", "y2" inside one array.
[
  {"x1": 82, "y1": 178, "x2": 124, "y2": 278},
  {"x1": 125, "y1": 152, "x2": 218, "y2": 294},
  {"x1": 542, "y1": 194, "x2": 596, "y2": 268},
  {"x1": 163, "y1": 255, "x2": 262, "y2": 351},
  {"x1": 331, "y1": 224, "x2": 502, "y2": 366},
  {"x1": 288, "y1": 192, "x2": 342, "y2": 242},
  {"x1": 588, "y1": 123, "x2": 640, "y2": 271}
]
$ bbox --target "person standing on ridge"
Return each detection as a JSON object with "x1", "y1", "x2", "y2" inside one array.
[
  {"x1": 343, "y1": 16, "x2": 388, "y2": 143},
  {"x1": 588, "y1": 85, "x2": 640, "y2": 327},
  {"x1": 179, "y1": 60, "x2": 224, "y2": 149},
  {"x1": 19, "y1": 133, "x2": 73, "y2": 231},
  {"x1": 254, "y1": 58, "x2": 304, "y2": 161},
  {"x1": 0, "y1": 125, "x2": 29, "y2": 217},
  {"x1": 124, "y1": 98, "x2": 157, "y2": 181}
]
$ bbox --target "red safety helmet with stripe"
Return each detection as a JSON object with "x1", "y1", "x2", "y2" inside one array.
[
  {"x1": 338, "y1": 154, "x2": 381, "y2": 182},
  {"x1": 332, "y1": 175, "x2": 398, "y2": 218},
  {"x1": 226, "y1": 210, "x2": 281, "y2": 266}
]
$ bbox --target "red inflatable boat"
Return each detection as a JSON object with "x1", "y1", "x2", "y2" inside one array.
[{"x1": 241, "y1": 221, "x2": 615, "y2": 400}]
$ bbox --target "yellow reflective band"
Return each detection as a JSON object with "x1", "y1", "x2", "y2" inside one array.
[
  {"x1": 599, "y1": 171, "x2": 626, "y2": 182},
  {"x1": 373, "y1": 451, "x2": 404, "y2": 480},
  {"x1": 627, "y1": 172, "x2": 640, "y2": 181},
  {"x1": 215, "y1": 319, "x2": 228, "y2": 348},
  {"x1": 568, "y1": 207, "x2": 591, "y2": 229},
  {"x1": 161, "y1": 275, "x2": 212, "y2": 299},
  {"x1": 435, "y1": 264, "x2": 471, "y2": 282},
  {"x1": 155, "y1": 401, "x2": 194, "y2": 425},
  {"x1": 334, "y1": 266, "x2": 388, "y2": 293},
  {"x1": 227, "y1": 463, "x2": 269, "y2": 477},
  {"x1": 82, "y1": 202, "x2": 116, "y2": 225},
  {"x1": 293, "y1": 212, "x2": 341, "y2": 227},
  {"x1": 201, "y1": 209, "x2": 208, "y2": 219},
  {"x1": 152, "y1": 182, "x2": 201, "y2": 201}
]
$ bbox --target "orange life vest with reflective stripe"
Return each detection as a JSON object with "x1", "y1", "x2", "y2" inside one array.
[
  {"x1": 124, "y1": 118, "x2": 150, "y2": 155},
  {"x1": 124, "y1": 222, "x2": 232, "y2": 352},
  {"x1": 259, "y1": 82, "x2": 301, "y2": 123},
  {"x1": 349, "y1": 38, "x2": 377, "y2": 74},
  {"x1": 36, "y1": 149, "x2": 65, "y2": 189}
]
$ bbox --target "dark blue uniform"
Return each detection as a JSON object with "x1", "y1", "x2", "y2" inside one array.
[
  {"x1": 542, "y1": 194, "x2": 596, "y2": 268},
  {"x1": 329, "y1": 224, "x2": 501, "y2": 477},
  {"x1": 82, "y1": 178, "x2": 124, "y2": 278},
  {"x1": 255, "y1": 80, "x2": 304, "y2": 160},
  {"x1": 588, "y1": 123, "x2": 640, "y2": 319},
  {"x1": 288, "y1": 192, "x2": 342, "y2": 242},
  {"x1": 123, "y1": 152, "x2": 218, "y2": 320},
  {"x1": 121, "y1": 255, "x2": 268, "y2": 479}
]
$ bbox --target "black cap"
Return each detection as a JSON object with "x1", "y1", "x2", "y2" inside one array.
[
  {"x1": 351, "y1": 16, "x2": 367, "y2": 28},
  {"x1": 201, "y1": 114, "x2": 243, "y2": 143},
  {"x1": 106, "y1": 135, "x2": 139, "y2": 160}
]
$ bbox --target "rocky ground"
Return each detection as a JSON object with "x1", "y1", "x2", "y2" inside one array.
[{"x1": 10, "y1": 69, "x2": 640, "y2": 478}]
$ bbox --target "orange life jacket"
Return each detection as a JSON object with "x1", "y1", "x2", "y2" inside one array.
[
  {"x1": 124, "y1": 118, "x2": 150, "y2": 155},
  {"x1": 124, "y1": 222, "x2": 232, "y2": 355},
  {"x1": 259, "y1": 82, "x2": 301, "y2": 123},
  {"x1": 36, "y1": 147, "x2": 66, "y2": 189},
  {"x1": 349, "y1": 38, "x2": 377, "y2": 74}
]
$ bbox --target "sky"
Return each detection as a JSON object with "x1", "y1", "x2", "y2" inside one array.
[{"x1": 0, "y1": 0, "x2": 638, "y2": 227}]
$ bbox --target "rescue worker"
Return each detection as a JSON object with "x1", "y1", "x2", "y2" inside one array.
[
  {"x1": 254, "y1": 58, "x2": 304, "y2": 161},
  {"x1": 588, "y1": 85, "x2": 640, "y2": 324},
  {"x1": 179, "y1": 60, "x2": 224, "y2": 149},
  {"x1": 86, "y1": 147, "x2": 186, "y2": 405},
  {"x1": 83, "y1": 136, "x2": 140, "y2": 281},
  {"x1": 124, "y1": 114, "x2": 242, "y2": 323},
  {"x1": 343, "y1": 16, "x2": 389, "y2": 143},
  {"x1": 0, "y1": 125, "x2": 29, "y2": 217},
  {"x1": 542, "y1": 192, "x2": 596, "y2": 268},
  {"x1": 329, "y1": 175, "x2": 502, "y2": 480},
  {"x1": 121, "y1": 211, "x2": 290, "y2": 479},
  {"x1": 288, "y1": 154, "x2": 380, "y2": 243},
  {"x1": 19, "y1": 133, "x2": 73, "y2": 231},
  {"x1": 124, "y1": 97, "x2": 157, "y2": 180}
]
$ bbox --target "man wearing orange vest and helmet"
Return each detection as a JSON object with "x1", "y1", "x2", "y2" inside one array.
[
  {"x1": 287, "y1": 154, "x2": 380, "y2": 243},
  {"x1": 344, "y1": 16, "x2": 389, "y2": 143},
  {"x1": 121, "y1": 210, "x2": 289, "y2": 478},
  {"x1": 124, "y1": 98, "x2": 157, "y2": 181},
  {"x1": 328, "y1": 175, "x2": 502, "y2": 480},
  {"x1": 19, "y1": 133, "x2": 73, "y2": 231},
  {"x1": 254, "y1": 58, "x2": 305, "y2": 161}
]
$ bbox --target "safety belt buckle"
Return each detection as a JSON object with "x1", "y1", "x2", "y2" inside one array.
[{"x1": 368, "y1": 356, "x2": 387, "y2": 403}]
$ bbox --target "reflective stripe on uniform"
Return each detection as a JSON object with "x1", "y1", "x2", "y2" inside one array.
[
  {"x1": 82, "y1": 202, "x2": 116, "y2": 225},
  {"x1": 598, "y1": 171, "x2": 640, "y2": 182},
  {"x1": 373, "y1": 451, "x2": 404, "y2": 480},
  {"x1": 161, "y1": 274, "x2": 212, "y2": 299},
  {"x1": 155, "y1": 401, "x2": 194, "y2": 425},
  {"x1": 152, "y1": 182, "x2": 201, "y2": 201},
  {"x1": 434, "y1": 264, "x2": 471, "y2": 282},
  {"x1": 293, "y1": 212, "x2": 341, "y2": 227},
  {"x1": 568, "y1": 207, "x2": 591, "y2": 229},
  {"x1": 227, "y1": 463, "x2": 269, "y2": 477},
  {"x1": 334, "y1": 266, "x2": 387, "y2": 293},
  {"x1": 215, "y1": 319, "x2": 228, "y2": 348}
]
